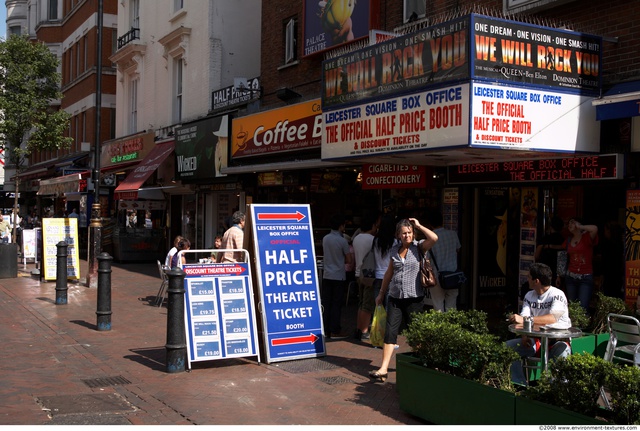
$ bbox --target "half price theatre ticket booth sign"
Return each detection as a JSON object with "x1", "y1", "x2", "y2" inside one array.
[{"x1": 320, "y1": 14, "x2": 603, "y2": 161}]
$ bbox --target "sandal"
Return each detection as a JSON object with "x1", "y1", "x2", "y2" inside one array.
[{"x1": 368, "y1": 370, "x2": 388, "y2": 382}]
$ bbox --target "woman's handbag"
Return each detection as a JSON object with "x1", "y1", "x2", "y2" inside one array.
[
  {"x1": 430, "y1": 251, "x2": 466, "y2": 290},
  {"x1": 419, "y1": 249, "x2": 437, "y2": 288}
]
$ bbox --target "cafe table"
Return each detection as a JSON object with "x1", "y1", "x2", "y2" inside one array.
[{"x1": 508, "y1": 323, "x2": 583, "y2": 372}]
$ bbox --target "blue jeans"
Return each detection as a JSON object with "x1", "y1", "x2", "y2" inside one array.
[
  {"x1": 507, "y1": 337, "x2": 571, "y2": 385},
  {"x1": 564, "y1": 274, "x2": 594, "y2": 310}
]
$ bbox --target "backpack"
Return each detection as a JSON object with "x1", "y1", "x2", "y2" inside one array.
[{"x1": 359, "y1": 243, "x2": 376, "y2": 287}]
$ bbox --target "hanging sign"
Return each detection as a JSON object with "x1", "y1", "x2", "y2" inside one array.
[
  {"x1": 361, "y1": 164, "x2": 427, "y2": 189},
  {"x1": 249, "y1": 204, "x2": 325, "y2": 363},
  {"x1": 181, "y1": 251, "x2": 260, "y2": 368}
]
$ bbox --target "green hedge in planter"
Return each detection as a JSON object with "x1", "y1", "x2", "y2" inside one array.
[
  {"x1": 403, "y1": 310, "x2": 519, "y2": 391},
  {"x1": 524, "y1": 353, "x2": 640, "y2": 424},
  {"x1": 525, "y1": 354, "x2": 608, "y2": 418},
  {"x1": 515, "y1": 396, "x2": 607, "y2": 425},
  {"x1": 396, "y1": 353, "x2": 517, "y2": 425}
]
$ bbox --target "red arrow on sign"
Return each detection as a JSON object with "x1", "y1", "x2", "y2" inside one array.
[
  {"x1": 257, "y1": 211, "x2": 306, "y2": 222},
  {"x1": 271, "y1": 333, "x2": 319, "y2": 346}
]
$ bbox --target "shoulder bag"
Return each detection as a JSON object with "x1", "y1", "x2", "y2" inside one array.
[
  {"x1": 358, "y1": 242, "x2": 376, "y2": 287},
  {"x1": 419, "y1": 247, "x2": 437, "y2": 288},
  {"x1": 431, "y1": 250, "x2": 467, "y2": 290}
]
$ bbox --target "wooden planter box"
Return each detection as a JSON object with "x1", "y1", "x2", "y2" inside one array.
[
  {"x1": 396, "y1": 353, "x2": 516, "y2": 425},
  {"x1": 515, "y1": 396, "x2": 609, "y2": 424}
]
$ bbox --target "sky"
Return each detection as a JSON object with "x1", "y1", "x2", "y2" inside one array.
[{"x1": 0, "y1": 4, "x2": 5, "y2": 39}]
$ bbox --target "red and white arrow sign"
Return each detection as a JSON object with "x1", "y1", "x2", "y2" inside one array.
[
  {"x1": 271, "y1": 333, "x2": 319, "y2": 346},
  {"x1": 258, "y1": 211, "x2": 306, "y2": 222}
]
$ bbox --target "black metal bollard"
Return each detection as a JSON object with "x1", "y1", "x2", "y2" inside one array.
[
  {"x1": 96, "y1": 252, "x2": 113, "y2": 331},
  {"x1": 55, "y1": 241, "x2": 68, "y2": 305},
  {"x1": 166, "y1": 267, "x2": 186, "y2": 373}
]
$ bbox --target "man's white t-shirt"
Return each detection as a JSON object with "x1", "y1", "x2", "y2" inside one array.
[
  {"x1": 352, "y1": 232, "x2": 374, "y2": 277},
  {"x1": 521, "y1": 286, "x2": 571, "y2": 329}
]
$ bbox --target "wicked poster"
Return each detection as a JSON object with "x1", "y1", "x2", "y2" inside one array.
[{"x1": 476, "y1": 187, "x2": 510, "y2": 313}]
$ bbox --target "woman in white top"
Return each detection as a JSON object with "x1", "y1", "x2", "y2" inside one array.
[{"x1": 165, "y1": 235, "x2": 184, "y2": 267}]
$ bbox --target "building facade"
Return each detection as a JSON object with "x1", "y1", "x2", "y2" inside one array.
[
  {"x1": 109, "y1": 0, "x2": 261, "y2": 260},
  {"x1": 230, "y1": 0, "x2": 640, "y2": 319}
]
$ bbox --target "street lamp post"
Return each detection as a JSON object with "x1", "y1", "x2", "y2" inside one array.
[{"x1": 87, "y1": 0, "x2": 103, "y2": 288}]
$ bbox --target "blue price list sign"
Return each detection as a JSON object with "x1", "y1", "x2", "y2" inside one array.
[
  {"x1": 226, "y1": 338, "x2": 250, "y2": 356},
  {"x1": 194, "y1": 321, "x2": 218, "y2": 337},
  {"x1": 196, "y1": 341, "x2": 221, "y2": 358},
  {"x1": 183, "y1": 259, "x2": 259, "y2": 366},
  {"x1": 192, "y1": 301, "x2": 216, "y2": 316},
  {"x1": 223, "y1": 298, "x2": 247, "y2": 314},
  {"x1": 191, "y1": 280, "x2": 215, "y2": 296},
  {"x1": 220, "y1": 279, "x2": 244, "y2": 295},
  {"x1": 225, "y1": 318, "x2": 249, "y2": 335}
]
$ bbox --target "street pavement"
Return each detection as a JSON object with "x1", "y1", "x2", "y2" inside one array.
[{"x1": 0, "y1": 258, "x2": 426, "y2": 425}]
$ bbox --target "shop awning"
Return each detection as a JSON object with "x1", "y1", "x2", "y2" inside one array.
[
  {"x1": 114, "y1": 141, "x2": 174, "y2": 199},
  {"x1": 14, "y1": 165, "x2": 50, "y2": 182},
  {"x1": 593, "y1": 80, "x2": 640, "y2": 121},
  {"x1": 221, "y1": 159, "x2": 353, "y2": 174},
  {"x1": 37, "y1": 171, "x2": 90, "y2": 196}
]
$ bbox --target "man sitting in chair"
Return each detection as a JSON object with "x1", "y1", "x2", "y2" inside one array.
[{"x1": 507, "y1": 262, "x2": 572, "y2": 385}]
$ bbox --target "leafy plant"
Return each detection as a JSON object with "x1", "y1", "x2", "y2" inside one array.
[
  {"x1": 0, "y1": 35, "x2": 73, "y2": 241},
  {"x1": 524, "y1": 353, "x2": 640, "y2": 424},
  {"x1": 403, "y1": 310, "x2": 519, "y2": 391},
  {"x1": 590, "y1": 292, "x2": 629, "y2": 334},
  {"x1": 524, "y1": 354, "x2": 610, "y2": 419},
  {"x1": 606, "y1": 364, "x2": 640, "y2": 424},
  {"x1": 568, "y1": 300, "x2": 591, "y2": 330}
]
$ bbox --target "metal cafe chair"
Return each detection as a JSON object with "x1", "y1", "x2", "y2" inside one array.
[
  {"x1": 155, "y1": 260, "x2": 169, "y2": 307},
  {"x1": 603, "y1": 313, "x2": 640, "y2": 366},
  {"x1": 599, "y1": 313, "x2": 640, "y2": 409}
]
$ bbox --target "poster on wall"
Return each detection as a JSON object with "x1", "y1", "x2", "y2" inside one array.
[
  {"x1": 624, "y1": 190, "x2": 640, "y2": 308},
  {"x1": 303, "y1": 0, "x2": 372, "y2": 57},
  {"x1": 175, "y1": 115, "x2": 230, "y2": 181},
  {"x1": 442, "y1": 187, "x2": 459, "y2": 232},
  {"x1": 42, "y1": 218, "x2": 80, "y2": 281},
  {"x1": 518, "y1": 187, "x2": 539, "y2": 289},
  {"x1": 476, "y1": 187, "x2": 509, "y2": 309},
  {"x1": 21, "y1": 228, "x2": 40, "y2": 265}
]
